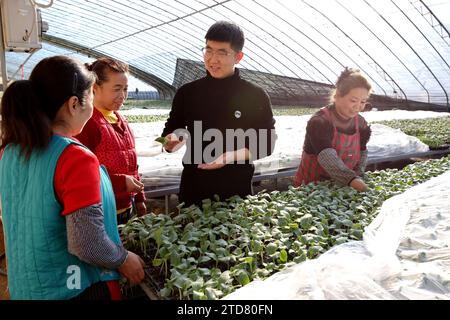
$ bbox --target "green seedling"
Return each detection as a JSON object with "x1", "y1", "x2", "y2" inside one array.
[{"x1": 155, "y1": 136, "x2": 169, "y2": 146}]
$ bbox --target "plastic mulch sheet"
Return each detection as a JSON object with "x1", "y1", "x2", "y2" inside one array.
[{"x1": 130, "y1": 110, "x2": 444, "y2": 187}]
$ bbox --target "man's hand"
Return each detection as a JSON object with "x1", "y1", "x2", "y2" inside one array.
[
  {"x1": 198, "y1": 152, "x2": 231, "y2": 170},
  {"x1": 125, "y1": 175, "x2": 144, "y2": 193},
  {"x1": 118, "y1": 251, "x2": 145, "y2": 285},
  {"x1": 135, "y1": 201, "x2": 147, "y2": 216},
  {"x1": 164, "y1": 133, "x2": 185, "y2": 153},
  {"x1": 350, "y1": 178, "x2": 369, "y2": 192},
  {"x1": 198, "y1": 149, "x2": 251, "y2": 170}
]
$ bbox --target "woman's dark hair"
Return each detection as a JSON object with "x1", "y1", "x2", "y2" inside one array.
[
  {"x1": 85, "y1": 57, "x2": 129, "y2": 86},
  {"x1": 205, "y1": 21, "x2": 245, "y2": 52},
  {"x1": 330, "y1": 67, "x2": 372, "y2": 103},
  {"x1": 0, "y1": 55, "x2": 95, "y2": 158}
]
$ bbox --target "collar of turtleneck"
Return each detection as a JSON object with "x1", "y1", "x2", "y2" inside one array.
[
  {"x1": 206, "y1": 68, "x2": 240, "y2": 85},
  {"x1": 329, "y1": 104, "x2": 355, "y2": 129}
]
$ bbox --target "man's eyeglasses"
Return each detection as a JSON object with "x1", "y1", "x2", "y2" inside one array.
[{"x1": 201, "y1": 47, "x2": 234, "y2": 59}]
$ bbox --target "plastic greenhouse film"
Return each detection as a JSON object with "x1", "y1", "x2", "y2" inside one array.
[{"x1": 131, "y1": 115, "x2": 431, "y2": 188}]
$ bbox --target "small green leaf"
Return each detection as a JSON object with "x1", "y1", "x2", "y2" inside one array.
[
  {"x1": 152, "y1": 258, "x2": 163, "y2": 267},
  {"x1": 198, "y1": 268, "x2": 211, "y2": 276},
  {"x1": 341, "y1": 219, "x2": 353, "y2": 227},
  {"x1": 236, "y1": 270, "x2": 250, "y2": 286},
  {"x1": 198, "y1": 256, "x2": 212, "y2": 264},
  {"x1": 219, "y1": 271, "x2": 232, "y2": 283},
  {"x1": 193, "y1": 290, "x2": 207, "y2": 300},
  {"x1": 299, "y1": 214, "x2": 313, "y2": 229},
  {"x1": 155, "y1": 136, "x2": 169, "y2": 146},
  {"x1": 266, "y1": 243, "x2": 278, "y2": 255},
  {"x1": 216, "y1": 239, "x2": 228, "y2": 247},
  {"x1": 160, "y1": 287, "x2": 172, "y2": 298},
  {"x1": 138, "y1": 229, "x2": 150, "y2": 239},
  {"x1": 243, "y1": 257, "x2": 254, "y2": 265},
  {"x1": 279, "y1": 249, "x2": 288, "y2": 263},
  {"x1": 334, "y1": 236, "x2": 348, "y2": 245}
]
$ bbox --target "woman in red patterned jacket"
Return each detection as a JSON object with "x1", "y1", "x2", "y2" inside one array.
[
  {"x1": 294, "y1": 68, "x2": 372, "y2": 192},
  {"x1": 76, "y1": 58, "x2": 146, "y2": 224}
]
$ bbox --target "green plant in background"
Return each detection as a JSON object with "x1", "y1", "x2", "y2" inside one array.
[
  {"x1": 122, "y1": 99, "x2": 172, "y2": 109},
  {"x1": 120, "y1": 156, "x2": 450, "y2": 300},
  {"x1": 121, "y1": 101, "x2": 319, "y2": 123},
  {"x1": 271, "y1": 106, "x2": 319, "y2": 116},
  {"x1": 124, "y1": 114, "x2": 168, "y2": 123},
  {"x1": 377, "y1": 117, "x2": 450, "y2": 149}
]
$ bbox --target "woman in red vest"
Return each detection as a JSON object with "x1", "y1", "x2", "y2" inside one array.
[
  {"x1": 76, "y1": 58, "x2": 146, "y2": 224},
  {"x1": 294, "y1": 68, "x2": 372, "y2": 192}
]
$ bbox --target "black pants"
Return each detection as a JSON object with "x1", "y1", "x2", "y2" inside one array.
[
  {"x1": 179, "y1": 165, "x2": 254, "y2": 207},
  {"x1": 117, "y1": 207, "x2": 133, "y2": 225}
]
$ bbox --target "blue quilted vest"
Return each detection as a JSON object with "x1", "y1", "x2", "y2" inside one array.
[{"x1": 0, "y1": 135, "x2": 121, "y2": 300}]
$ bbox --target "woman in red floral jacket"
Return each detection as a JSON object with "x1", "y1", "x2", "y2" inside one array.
[{"x1": 76, "y1": 58, "x2": 146, "y2": 224}]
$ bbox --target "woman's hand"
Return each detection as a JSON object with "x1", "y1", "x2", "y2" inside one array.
[
  {"x1": 350, "y1": 178, "x2": 369, "y2": 192},
  {"x1": 135, "y1": 201, "x2": 147, "y2": 216},
  {"x1": 118, "y1": 251, "x2": 145, "y2": 285},
  {"x1": 125, "y1": 175, "x2": 144, "y2": 193}
]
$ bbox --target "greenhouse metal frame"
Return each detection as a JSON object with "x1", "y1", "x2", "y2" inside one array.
[{"x1": 2, "y1": 0, "x2": 450, "y2": 110}]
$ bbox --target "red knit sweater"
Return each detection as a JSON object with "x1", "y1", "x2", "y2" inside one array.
[{"x1": 75, "y1": 108, "x2": 145, "y2": 211}]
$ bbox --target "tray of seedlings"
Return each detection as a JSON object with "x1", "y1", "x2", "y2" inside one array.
[{"x1": 120, "y1": 156, "x2": 450, "y2": 300}]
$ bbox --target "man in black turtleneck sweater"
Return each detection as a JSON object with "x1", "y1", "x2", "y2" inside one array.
[{"x1": 161, "y1": 21, "x2": 276, "y2": 207}]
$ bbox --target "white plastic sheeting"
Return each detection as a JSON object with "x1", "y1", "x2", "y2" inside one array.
[
  {"x1": 367, "y1": 123, "x2": 429, "y2": 162},
  {"x1": 223, "y1": 170, "x2": 450, "y2": 300},
  {"x1": 128, "y1": 110, "x2": 445, "y2": 187}
]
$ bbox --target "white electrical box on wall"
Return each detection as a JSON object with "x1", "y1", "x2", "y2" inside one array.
[{"x1": 1, "y1": 0, "x2": 42, "y2": 52}]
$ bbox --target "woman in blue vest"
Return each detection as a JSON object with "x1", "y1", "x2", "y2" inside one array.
[{"x1": 0, "y1": 56, "x2": 144, "y2": 300}]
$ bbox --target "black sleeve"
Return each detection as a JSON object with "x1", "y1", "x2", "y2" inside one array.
[
  {"x1": 161, "y1": 87, "x2": 186, "y2": 137},
  {"x1": 303, "y1": 113, "x2": 334, "y2": 155},
  {"x1": 359, "y1": 116, "x2": 371, "y2": 151},
  {"x1": 250, "y1": 89, "x2": 276, "y2": 160}
]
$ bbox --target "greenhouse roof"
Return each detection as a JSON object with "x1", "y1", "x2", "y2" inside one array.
[{"x1": 4, "y1": 0, "x2": 450, "y2": 108}]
